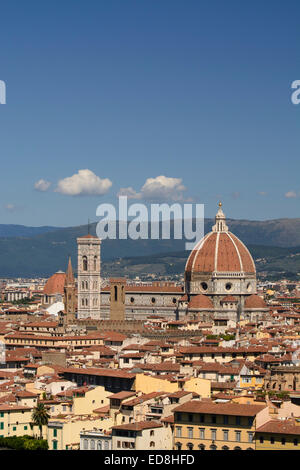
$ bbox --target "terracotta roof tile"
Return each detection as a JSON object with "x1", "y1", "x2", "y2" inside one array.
[
  {"x1": 188, "y1": 294, "x2": 214, "y2": 310},
  {"x1": 256, "y1": 420, "x2": 300, "y2": 435},
  {"x1": 173, "y1": 400, "x2": 265, "y2": 416}
]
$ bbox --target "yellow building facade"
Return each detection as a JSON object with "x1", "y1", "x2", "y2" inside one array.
[
  {"x1": 47, "y1": 415, "x2": 112, "y2": 450},
  {"x1": 255, "y1": 419, "x2": 300, "y2": 450},
  {"x1": 0, "y1": 405, "x2": 33, "y2": 438},
  {"x1": 134, "y1": 373, "x2": 211, "y2": 398},
  {"x1": 172, "y1": 401, "x2": 266, "y2": 450}
]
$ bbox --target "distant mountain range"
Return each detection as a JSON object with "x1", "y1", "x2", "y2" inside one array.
[
  {"x1": 1, "y1": 218, "x2": 300, "y2": 278},
  {"x1": 0, "y1": 224, "x2": 61, "y2": 238}
]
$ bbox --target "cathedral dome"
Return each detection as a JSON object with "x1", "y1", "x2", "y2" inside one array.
[
  {"x1": 244, "y1": 294, "x2": 267, "y2": 309},
  {"x1": 43, "y1": 271, "x2": 66, "y2": 296},
  {"x1": 188, "y1": 294, "x2": 214, "y2": 310},
  {"x1": 185, "y1": 203, "x2": 256, "y2": 276}
]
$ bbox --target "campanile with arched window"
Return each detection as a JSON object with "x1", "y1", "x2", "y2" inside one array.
[{"x1": 77, "y1": 233, "x2": 101, "y2": 319}]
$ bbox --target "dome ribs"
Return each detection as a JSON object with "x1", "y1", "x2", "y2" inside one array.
[
  {"x1": 216, "y1": 233, "x2": 241, "y2": 272},
  {"x1": 192, "y1": 232, "x2": 217, "y2": 273},
  {"x1": 230, "y1": 233, "x2": 256, "y2": 274}
]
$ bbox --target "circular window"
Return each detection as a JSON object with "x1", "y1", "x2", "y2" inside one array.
[
  {"x1": 225, "y1": 283, "x2": 232, "y2": 291},
  {"x1": 201, "y1": 282, "x2": 208, "y2": 291},
  {"x1": 130, "y1": 297, "x2": 135, "y2": 304},
  {"x1": 172, "y1": 298, "x2": 177, "y2": 304},
  {"x1": 151, "y1": 297, "x2": 156, "y2": 304}
]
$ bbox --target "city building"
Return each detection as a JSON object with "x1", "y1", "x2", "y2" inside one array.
[
  {"x1": 255, "y1": 419, "x2": 300, "y2": 450},
  {"x1": 172, "y1": 400, "x2": 266, "y2": 450}
]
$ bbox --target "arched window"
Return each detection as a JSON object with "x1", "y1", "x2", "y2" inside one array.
[
  {"x1": 175, "y1": 442, "x2": 182, "y2": 450},
  {"x1": 81, "y1": 281, "x2": 84, "y2": 290},
  {"x1": 199, "y1": 444, "x2": 205, "y2": 450},
  {"x1": 150, "y1": 441, "x2": 155, "y2": 448},
  {"x1": 81, "y1": 299, "x2": 85, "y2": 306},
  {"x1": 90, "y1": 439, "x2": 95, "y2": 450},
  {"x1": 85, "y1": 299, "x2": 88, "y2": 306},
  {"x1": 83, "y1": 256, "x2": 88, "y2": 271},
  {"x1": 187, "y1": 443, "x2": 194, "y2": 450},
  {"x1": 222, "y1": 446, "x2": 229, "y2": 450},
  {"x1": 234, "y1": 446, "x2": 242, "y2": 450},
  {"x1": 97, "y1": 441, "x2": 102, "y2": 450},
  {"x1": 114, "y1": 286, "x2": 118, "y2": 301},
  {"x1": 94, "y1": 256, "x2": 97, "y2": 271},
  {"x1": 83, "y1": 439, "x2": 88, "y2": 450},
  {"x1": 104, "y1": 440, "x2": 109, "y2": 450},
  {"x1": 210, "y1": 444, "x2": 217, "y2": 450},
  {"x1": 85, "y1": 281, "x2": 88, "y2": 289}
]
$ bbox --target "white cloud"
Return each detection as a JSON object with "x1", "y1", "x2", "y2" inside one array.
[
  {"x1": 4, "y1": 203, "x2": 16, "y2": 212},
  {"x1": 285, "y1": 191, "x2": 297, "y2": 198},
  {"x1": 117, "y1": 187, "x2": 141, "y2": 199},
  {"x1": 118, "y1": 175, "x2": 188, "y2": 202},
  {"x1": 34, "y1": 179, "x2": 52, "y2": 192},
  {"x1": 55, "y1": 169, "x2": 112, "y2": 196},
  {"x1": 4, "y1": 203, "x2": 23, "y2": 212}
]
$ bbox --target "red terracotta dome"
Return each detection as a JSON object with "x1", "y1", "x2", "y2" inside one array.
[
  {"x1": 43, "y1": 271, "x2": 66, "y2": 295},
  {"x1": 244, "y1": 294, "x2": 267, "y2": 309},
  {"x1": 185, "y1": 204, "x2": 255, "y2": 275},
  {"x1": 188, "y1": 294, "x2": 214, "y2": 309}
]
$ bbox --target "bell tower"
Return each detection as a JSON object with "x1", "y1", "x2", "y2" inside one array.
[
  {"x1": 64, "y1": 256, "x2": 76, "y2": 324},
  {"x1": 77, "y1": 234, "x2": 101, "y2": 319},
  {"x1": 109, "y1": 278, "x2": 126, "y2": 321}
]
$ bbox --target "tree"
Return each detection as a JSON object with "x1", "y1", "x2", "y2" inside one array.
[{"x1": 31, "y1": 402, "x2": 50, "y2": 439}]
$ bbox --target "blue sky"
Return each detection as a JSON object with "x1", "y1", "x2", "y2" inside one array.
[{"x1": 0, "y1": 0, "x2": 299, "y2": 226}]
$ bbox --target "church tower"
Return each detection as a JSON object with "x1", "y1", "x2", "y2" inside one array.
[
  {"x1": 77, "y1": 234, "x2": 101, "y2": 319},
  {"x1": 109, "y1": 278, "x2": 126, "y2": 321},
  {"x1": 64, "y1": 256, "x2": 76, "y2": 324}
]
